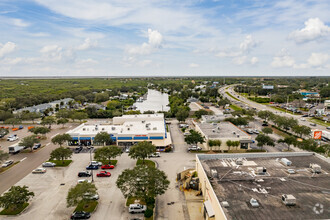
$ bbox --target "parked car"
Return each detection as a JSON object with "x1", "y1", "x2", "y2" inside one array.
[
  {"x1": 148, "y1": 152, "x2": 160, "y2": 158},
  {"x1": 246, "y1": 129, "x2": 254, "y2": 134},
  {"x1": 128, "y1": 203, "x2": 147, "y2": 213},
  {"x1": 19, "y1": 125, "x2": 24, "y2": 129},
  {"x1": 77, "y1": 179, "x2": 92, "y2": 184},
  {"x1": 7, "y1": 134, "x2": 18, "y2": 142},
  {"x1": 32, "y1": 168, "x2": 47, "y2": 174},
  {"x1": 90, "y1": 161, "x2": 102, "y2": 166},
  {"x1": 187, "y1": 145, "x2": 202, "y2": 151},
  {"x1": 12, "y1": 128, "x2": 19, "y2": 131},
  {"x1": 253, "y1": 129, "x2": 259, "y2": 134},
  {"x1": 33, "y1": 143, "x2": 41, "y2": 150},
  {"x1": 86, "y1": 165, "x2": 99, "y2": 170},
  {"x1": 70, "y1": 211, "x2": 91, "y2": 219},
  {"x1": 326, "y1": 127, "x2": 330, "y2": 130},
  {"x1": 42, "y1": 162, "x2": 56, "y2": 167},
  {"x1": 78, "y1": 171, "x2": 92, "y2": 177},
  {"x1": 250, "y1": 198, "x2": 259, "y2": 207},
  {"x1": 83, "y1": 193, "x2": 99, "y2": 200},
  {"x1": 75, "y1": 146, "x2": 83, "y2": 153},
  {"x1": 96, "y1": 171, "x2": 111, "y2": 177},
  {"x1": 1, "y1": 160, "x2": 14, "y2": 168},
  {"x1": 179, "y1": 124, "x2": 189, "y2": 128},
  {"x1": 310, "y1": 123, "x2": 317, "y2": 126},
  {"x1": 262, "y1": 121, "x2": 268, "y2": 126},
  {"x1": 101, "y1": 164, "x2": 115, "y2": 169}
]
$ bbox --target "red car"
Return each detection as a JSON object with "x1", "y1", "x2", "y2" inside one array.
[
  {"x1": 96, "y1": 171, "x2": 111, "y2": 177},
  {"x1": 101, "y1": 164, "x2": 115, "y2": 169}
]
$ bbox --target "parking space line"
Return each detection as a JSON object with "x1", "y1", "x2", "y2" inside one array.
[
  {"x1": 51, "y1": 133, "x2": 59, "y2": 139},
  {"x1": 20, "y1": 157, "x2": 27, "y2": 162},
  {"x1": 46, "y1": 143, "x2": 50, "y2": 146}
]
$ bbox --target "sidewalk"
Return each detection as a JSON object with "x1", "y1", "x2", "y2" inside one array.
[{"x1": 184, "y1": 190, "x2": 203, "y2": 220}]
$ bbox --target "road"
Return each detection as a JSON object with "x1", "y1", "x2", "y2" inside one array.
[
  {"x1": 0, "y1": 124, "x2": 77, "y2": 194},
  {"x1": 220, "y1": 85, "x2": 327, "y2": 131}
]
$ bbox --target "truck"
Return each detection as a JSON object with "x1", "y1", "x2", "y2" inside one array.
[
  {"x1": 8, "y1": 144, "x2": 24, "y2": 154},
  {"x1": 322, "y1": 130, "x2": 330, "y2": 141}
]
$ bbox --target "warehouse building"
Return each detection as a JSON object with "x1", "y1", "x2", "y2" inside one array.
[
  {"x1": 195, "y1": 152, "x2": 330, "y2": 220},
  {"x1": 66, "y1": 113, "x2": 171, "y2": 151}
]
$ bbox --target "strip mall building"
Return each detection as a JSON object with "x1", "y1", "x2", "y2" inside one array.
[{"x1": 66, "y1": 114, "x2": 172, "y2": 151}]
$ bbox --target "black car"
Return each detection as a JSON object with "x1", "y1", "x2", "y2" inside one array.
[
  {"x1": 33, "y1": 143, "x2": 41, "y2": 150},
  {"x1": 71, "y1": 211, "x2": 91, "y2": 219},
  {"x1": 75, "y1": 146, "x2": 83, "y2": 153},
  {"x1": 78, "y1": 171, "x2": 91, "y2": 177},
  {"x1": 86, "y1": 165, "x2": 98, "y2": 170}
]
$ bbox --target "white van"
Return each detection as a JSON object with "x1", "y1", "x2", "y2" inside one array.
[{"x1": 128, "y1": 203, "x2": 146, "y2": 213}]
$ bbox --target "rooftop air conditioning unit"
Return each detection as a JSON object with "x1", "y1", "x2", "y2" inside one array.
[
  {"x1": 233, "y1": 131, "x2": 236, "y2": 134},
  {"x1": 147, "y1": 128, "x2": 151, "y2": 130},
  {"x1": 112, "y1": 127, "x2": 115, "y2": 130},
  {"x1": 218, "y1": 127, "x2": 221, "y2": 130},
  {"x1": 237, "y1": 134, "x2": 240, "y2": 138},
  {"x1": 102, "y1": 128, "x2": 105, "y2": 131},
  {"x1": 280, "y1": 158, "x2": 292, "y2": 166},
  {"x1": 236, "y1": 158, "x2": 243, "y2": 165},
  {"x1": 142, "y1": 120, "x2": 145, "y2": 123},
  {"x1": 127, "y1": 128, "x2": 130, "y2": 131},
  {"x1": 282, "y1": 194, "x2": 296, "y2": 206},
  {"x1": 153, "y1": 127, "x2": 157, "y2": 130},
  {"x1": 256, "y1": 167, "x2": 267, "y2": 175},
  {"x1": 310, "y1": 163, "x2": 321, "y2": 173},
  {"x1": 212, "y1": 129, "x2": 215, "y2": 133},
  {"x1": 211, "y1": 169, "x2": 218, "y2": 178}
]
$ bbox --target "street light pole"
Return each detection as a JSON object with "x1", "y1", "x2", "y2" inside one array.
[{"x1": 90, "y1": 148, "x2": 94, "y2": 182}]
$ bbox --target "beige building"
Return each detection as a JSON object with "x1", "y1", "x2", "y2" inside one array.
[{"x1": 193, "y1": 121, "x2": 252, "y2": 151}]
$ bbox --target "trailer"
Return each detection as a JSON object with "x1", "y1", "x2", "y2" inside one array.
[
  {"x1": 322, "y1": 130, "x2": 330, "y2": 141},
  {"x1": 8, "y1": 144, "x2": 24, "y2": 154}
]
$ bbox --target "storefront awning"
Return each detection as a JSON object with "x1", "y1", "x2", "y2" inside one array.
[
  {"x1": 240, "y1": 139, "x2": 253, "y2": 143},
  {"x1": 204, "y1": 200, "x2": 215, "y2": 218}
]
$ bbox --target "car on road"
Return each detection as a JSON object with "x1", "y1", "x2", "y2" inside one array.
[
  {"x1": 310, "y1": 123, "x2": 317, "y2": 126},
  {"x1": 83, "y1": 193, "x2": 99, "y2": 200},
  {"x1": 246, "y1": 129, "x2": 254, "y2": 134},
  {"x1": 77, "y1": 179, "x2": 92, "y2": 184},
  {"x1": 1, "y1": 160, "x2": 14, "y2": 168},
  {"x1": 250, "y1": 198, "x2": 259, "y2": 207},
  {"x1": 70, "y1": 211, "x2": 91, "y2": 219},
  {"x1": 125, "y1": 147, "x2": 130, "y2": 153},
  {"x1": 42, "y1": 162, "x2": 56, "y2": 167},
  {"x1": 179, "y1": 124, "x2": 189, "y2": 128},
  {"x1": 32, "y1": 168, "x2": 47, "y2": 174},
  {"x1": 7, "y1": 134, "x2": 18, "y2": 142},
  {"x1": 253, "y1": 129, "x2": 259, "y2": 134},
  {"x1": 128, "y1": 203, "x2": 147, "y2": 213},
  {"x1": 90, "y1": 161, "x2": 102, "y2": 166},
  {"x1": 78, "y1": 171, "x2": 92, "y2": 177},
  {"x1": 302, "y1": 114, "x2": 309, "y2": 117},
  {"x1": 326, "y1": 127, "x2": 330, "y2": 130},
  {"x1": 75, "y1": 146, "x2": 83, "y2": 153},
  {"x1": 33, "y1": 143, "x2": 41, "y2": 150},
  {"x1": 96, "y1": 171, "x2": 111, "y2": 177},
  {"x1": 86, "y1": 165, "x2": 99, "y2": 170},
  {"x1": 187, "y1": 145, "x2": 202, "y2": 151},
  {"x1": 262, "y1": 122, "x2": 268, "y2": 126},
  {"x1": 101, "y1": 164, "x2": 115, "y2": 169},
  {"x1": 148, "y1": 152, "x2": 160, "y2": 158}
]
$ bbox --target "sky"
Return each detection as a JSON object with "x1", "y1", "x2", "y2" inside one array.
[{"x1": 0, "y1": 0, "x2": 330, "y2": 77}]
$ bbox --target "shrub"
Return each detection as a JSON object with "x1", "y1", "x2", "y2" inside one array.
[
  {"x1": 146, "y1": 197, "x2": 155, "y2": 207},
  {"x1": 144, "y1": 209, "x2": 153, "y2": 218},
  {"x1": 165, "y1": 147, "x2": 172, "y2": 152}
]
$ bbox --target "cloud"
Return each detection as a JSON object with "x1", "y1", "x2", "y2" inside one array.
[
  {"x1": 233, "y1": 56, "x2": 247, "y2": 65},
  {"x1": 307, "y1": 53, "x2": 329, "y2": 67},
  {"x1": 76, "y1": 58, "x2": 98, "y2": 65},
  {"x1": 289, "y1": 18, "x2": 330, "y2": 43},
  {"x1": 0, "y1": 57, "x2": 23, "y2": 65},
  {"x1": 138, "y1": 59, "x2": 152, "y2": 67},
  {"x1": 189, "y1": 63, "x2": 199, "y2": 68},
  {"x1": 239, "y1": 35, "x2": 257, "y2": 52},
  {"x1": 271, "y1": 49, "x2": 295, "y2": 68},
  {"x1": 0, "y1": 42, "x2": 17, "y2": 58},
  {"x1": 11, "y1": 18, "x2": 30, "y2": 27},
  {"x1": 76, "y1": 38, "x2": 98, "y2": 50},
  {"x1": 250, "y1": 57, "x2": 258, "y2": 65},
  {"x1": 127, "y1": 29, "x2": 163, "y2": 56}
]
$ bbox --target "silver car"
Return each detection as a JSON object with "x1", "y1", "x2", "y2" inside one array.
[{"x1": 42, "y1": 162, "x2": 56, "y2": 167}]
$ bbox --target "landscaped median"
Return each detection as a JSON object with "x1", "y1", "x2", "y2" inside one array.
[
  {"x1": 0, "y1": 203, "x2": 29, "y2": 215},
  {"x1": 47, "y1": 160, "x2": 72, "y2": 167},
  {"x1": 74, "y1": 200, "x2": 98, "y2": 213},
  {"x1": 126, "y1": 197, "x2": 155, "y2": 220},
  {"x1": 0, "y1": 161, "x2": 19, "y2": 174},
  {"x1": 136, "y1": 159, "x2": 155, "y2": 167}
]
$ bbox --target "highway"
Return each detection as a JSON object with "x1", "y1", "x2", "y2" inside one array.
[{"x1": 220, "y1": 85, "x2": 328, "y2": 132}]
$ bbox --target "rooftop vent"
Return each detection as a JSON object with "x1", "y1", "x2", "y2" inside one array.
[
  {"x1": 237, "y1": 134, "x2": 240, "y2": 138},
  {"x1": 221, "y1": 201, "x2": 229, "y2": 208},
  {"x1": 280, "y1": 158, "x2": 292, "y2": 166},
  {"x1": 142, "y1": 120, "x2": 145, "y2": 123},
  {"x1": 310, "y1": 163, "x2": 321, "y2": 173},
  {"x1": 212, "y1": 129, "x2": 215, "y2": 133},
  {"x1": 112, "y1": 127, "x2": 116, "y2": 130},
  {"x1": 153, "y1": 127, "x2": 157, "y2": 130},
  {"x1": 211, "y1": 169, "x2": 218, "y2": 178}
]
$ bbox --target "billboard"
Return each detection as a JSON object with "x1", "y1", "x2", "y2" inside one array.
[{"x1": 313, "y1": 131, "x2": 322, "y2": 140}]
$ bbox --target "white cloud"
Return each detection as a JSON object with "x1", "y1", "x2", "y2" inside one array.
[
  {"x1": 239, "y1": 35, "x2": 257, "y2": 52},
  {"x1": 233, "y1": 56, "x2": 247, "y2": 65},
  {"x1": 0, "y1": 57, "x2": 23, "y2": 65},
  {"x1": 76, "y1": 58, "x2": 98, "y2": 65},
  {"x1": 11, "y1": 18, "x2": 30, "y2": 27},
  {"x1": 0, "y1": 42, "x2": 17, "y2": 58},
  {"x1": 307, "y1": 53, "x2": 329, "y2": 67},
  {"x1": 76, "y1": 38, "x2": 98, "y2": 50},
  {"x1": 127, "y1": 29, "x2": 163, "y2": 56},
  {"x1": 289, "y1": 18, "x2": 330, "y2": 43},
  {"x1": 138, "y1": 59, "x2": 152, "y2": 67},
  {"x1": 189, "y1": 63, "x2": 199, "y2": 68},
  {"x1": 250, "y1": 57, "x2": 258, "y2": 65},
  {"x1": 271, "y1": 49, "x2": 295, "y2": 68}
]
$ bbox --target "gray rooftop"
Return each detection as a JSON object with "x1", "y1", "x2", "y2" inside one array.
[
  {"x1": 197, "y1": 122, "x2": 250, "y2": 139},
  {"x1": 200, "y1": 153, "x2": 330, "y2": 220}
]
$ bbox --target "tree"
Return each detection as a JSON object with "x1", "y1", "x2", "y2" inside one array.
[
  {"x1": 278, "y1": 136, "x2": 297, "y2": 151},
  {"x1": 50, "y1": 147, "x2": 73, "y2": 164},
  {"x1": 56, "y1": 109, "x2": 72, "y2": 119},
  {"x1": 226, "y1": 140, "x2": 232, "y2": 151},
  {"x1": 75, "y1": 95, "x2": 87, "y2": 104},
  {"x1": 258, "y1": 110, "x2": 274, "y2": 122},
  {"x1": 29, "y1": 126, "x2": 50, "y2": 137},
  {"x1": 22, "y1": 112, "x2": 41, "y2": 123},
  {"x1": 232, "y1": 140, "x2": 240, "y2": 150},
  {"x1": 292, "y1": 125, "x2": 311, "y2": 138},
  {"x1": 129, "y1": 141, "x2": 156, "y2": 164},
  {"x1": 71, "y1": 112, "x2": 88, "y2": 122},
  {"x1": 0, "y1": 110, "x2": 13, "y2": 122},
  {"x1": 0, "y1": 186, "x2": 34, "y2": 210},
  {"x1": 184, "y1": 130, "x2": 205, "y2": 145},
  {"x1": 0, "y1": 128, "x2": 9, "y2": 138},
  {"x1": 4, "y1": 118, "x2": 21, "y2": 128},
  {"x1": 19, "y1": 135, "x2": 40, "y2": 152},
  {"x1": 94, "y1": 145, "x2": 123, "y2": 164},
  {"x1": 261, "y1": 127, "x2": 273, "y2": 134},
  {"x1": 51, "y1": 134, "x2": 72, "y2": 147},
  {"x1": 256, "y1": 134, "x2": 275, "y2": 150},
  {"x1": 194, "y1": 109, "x2": 209, "y2": 119},
  {"x1": 116, "y1": 165, "x2": 170, "y2": 202},
  {"x1": 94, "y1": 93, "x2": 109, "y2": 103},
  {"x1": 175, "y1": 107, "x2": 189, "y2": 122},
  {"x1": 94, "y1": 132, "x2": 112, "y2": 146},
  {"x1": 41, "y1": 116, "x2": 56, "y2": 127},
  {"x1": 208, "y1": 140, "x2": 221, "y2": 151},
  {"x1": 57, "y1": 118, "x2": 69, "y2": 127},
  {"x1": 0, "y1": 150, "x2": 9, "y2": 162},
  {"x1": 67, "y1": 182, "x2": 97, "y2": 207}
]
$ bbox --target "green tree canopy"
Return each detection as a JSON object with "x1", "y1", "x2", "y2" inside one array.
[
  {"x1": 4, "y1": 118, "x2": 21, "y2": 128},
  {"x1": 51, "y1": 134, "x2": 72, "y2": 147},
  {"x1": 0, "y1": 150, "x2": 9, "y2": 162},
  {"x1": 0, "y1": 185, "x2": 34, "y2": 210},
  {"x1": 0, "y1": 110, "x2": 13, "y2": 122},
  {"x1": 278, "y1": 136, "x2": 297, "y2": 151},
  {"x1": 71, "y1": 112, "x2": 88, "y2": 122},
  {"x1": 261, "y1": 127, "x2": 273, "y2": 134},
  {"x1": 94, "y1": 132, "x2": 112, "y2": 146},
  {"x1": 0, "y1": 128, "x2": 9, "y2": 138},
  {"x1": 184, "y1": 130, "x2": 205, "y2": 145},
  {"x1": 67, "y1": 182, "x2": 97, "y2": 207},
  {"x1": 194, "y1": 109, "x2": 209, "y2": 119},
  {"x1": 56, "y1": 109, "x2": 73, "y2": 119},
  {"x1": 256, "y1": 134, "x2": 275, "y2": 150},
  {"x1": 116, "y1": 165, "x2": 170, "y2": 202},
  {"x1": 19, "y1": 135, "x2": 40, "y2": 152},
  {"x1": 94, "y1": 145, "x2": 122, "y2": 164},
  {"x1": 29, "y1": 126, "x2": 51, "y2": 136},
  {"x1": 175, "y1": 106, "x2": 189, "y2": 122},
  {"x1": 292, "y1": 125, "x2": 311, "y2": 138},
  {"x1": 41, "y1": 116, "x2": 56, "y2": 127},
  {"x1": 57, "y1": 118, "x2": 69, "y2": 127},
  {"x1": 50, "y1": 147, "x2": 73, "y2": 163},
  {"x1": 129, "y1": 141, "x2": 156, "y2": 164},
  {"x1": 257, "y1": 110, "x2": 274, "y2": 122}
]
